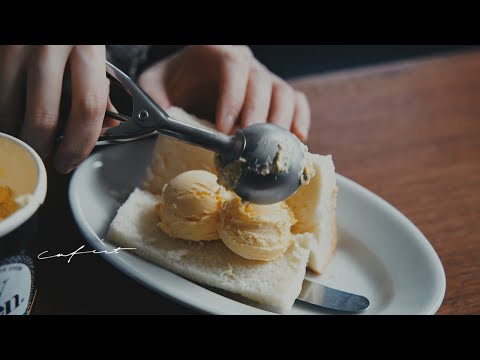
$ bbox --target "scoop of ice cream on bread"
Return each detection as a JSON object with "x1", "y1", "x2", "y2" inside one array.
[
  {"x1": 156, "y1": 170, "x2": 227, "y2": 241},
  {"x1": 219, "y1": 196, "x2": 296, "y2": 261}
]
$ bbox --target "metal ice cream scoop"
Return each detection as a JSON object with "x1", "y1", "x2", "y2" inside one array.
[
  {"x1": 214, "y1": 123, "x2": 307, "y2": 204},
  {"x1": 100, "y1": 61, "x2": 306, "y2": 204}
]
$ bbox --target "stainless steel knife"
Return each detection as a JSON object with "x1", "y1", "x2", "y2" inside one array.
[{"x1": 298, "y1": 279, "x2": 370, "y2": 312}]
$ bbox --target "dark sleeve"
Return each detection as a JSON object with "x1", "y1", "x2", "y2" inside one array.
[
  {"x1": 106, "y1": 45, "x2": 190, "y2": 81},
  {"x1": 105, "y1": 45, "x2": 151, "y2": 80},
  {"x1": 143, "y1": 45, "x2": 187, "y2": 68}
]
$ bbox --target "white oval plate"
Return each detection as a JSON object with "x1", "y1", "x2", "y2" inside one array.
[{"x1": 69, "y1": 138, "x2": 446, "y2": 314}]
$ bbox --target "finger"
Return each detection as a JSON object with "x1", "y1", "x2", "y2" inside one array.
[
  {"x1": 240, "y1": 64, "x2": 272, "y2": 128},
  {"x1": 291, "y1": 91, "x2": 311, "y2": 142},
  {"x1": 20, "y1": 46, "x2": 71, "y2": 158},
  {"x1": 103, "y1": 95, "x2": 121, "y2": 129},
  {"x1": 0, "y1": 45, "x2": 29, "y2": 135},
  {"x1": 54, "y1": 46, "x2": 108, "y2": 174},
  {"x1": 267, "y1": 80, "x2": 295, "y2": 131},
  {"x1": 215, "y1": 55, "x2": 250, "y2": 134},
  {"x1": 137, "y1": 65, "x2": 172, "y2": 109}
]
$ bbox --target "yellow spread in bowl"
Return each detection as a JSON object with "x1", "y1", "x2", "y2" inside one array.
[{"x1": 0, "y1": 185, "x2": 18, "y2": 221}]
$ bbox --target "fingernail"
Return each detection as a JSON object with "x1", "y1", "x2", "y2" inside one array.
[
  {"x1": 298, "y1": 124, "x2": 309, "y2": 142},
  {"x1": 222, "y1": 114, "x2": 234, "y2": 133},
  {"x1": 297, "y1": 132, "x2": 307, "y2": 142}
]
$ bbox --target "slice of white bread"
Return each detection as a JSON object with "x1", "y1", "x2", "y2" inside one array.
[
  {"x1": 287, "y1": 154, "x2": 338, "y2": 274},
  {"x1": 107, "y1": 188, "x2": 310, "y2": 312},
  {"x1": 144, "y1": 107, "x2": 218, "y2": 195},
  {"x1": 144, "y1": 107, "x2": 337, "y2": 274}
]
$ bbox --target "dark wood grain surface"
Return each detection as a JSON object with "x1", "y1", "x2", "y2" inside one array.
[{"x1": 31, "y1": 50, "x2": 480, "y2": 315}]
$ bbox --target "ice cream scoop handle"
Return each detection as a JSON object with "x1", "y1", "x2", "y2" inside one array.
[
  {"x1": 143, "y1": 109, "x2": 245, "y2": 161},
  {"x1": 158, "y1": 115, "x2": 237, "y2": 155}
]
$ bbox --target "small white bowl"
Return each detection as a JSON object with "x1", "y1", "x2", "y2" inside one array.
[{"x1": 0, "y1": 132, "x2": 47, "y2": 238}]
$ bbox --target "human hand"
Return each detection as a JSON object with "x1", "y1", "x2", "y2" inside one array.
[
  {"x1": 0, "y1": 45, "x2": 112, "y2": 173},
  {"x1": 138, "y1": 45, "x2": 311, "y2": 141}
]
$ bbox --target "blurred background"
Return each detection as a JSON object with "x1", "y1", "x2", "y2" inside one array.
[
  {"x1": 248, "y1": 45, "x2": 478, "y2": 78},
  {"x1": 149, "y1": 45, "x2": 478, "y2": 79}
]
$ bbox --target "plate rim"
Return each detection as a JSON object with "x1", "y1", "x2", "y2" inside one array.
[
  {"x1": 336, "y1": 175, "x2": 446, "y2": 314},
  {"x1": 69, "y1": 147, "x2": 446, "y2": 315}
]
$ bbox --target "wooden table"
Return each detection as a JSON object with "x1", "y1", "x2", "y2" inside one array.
[{"x1": 31, "y1": 50, "x2": 480, "y2": 315}]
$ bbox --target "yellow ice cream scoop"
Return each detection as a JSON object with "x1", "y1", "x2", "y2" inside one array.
[
  {"x1": 218, "y1": 196, "x2": 296, "y2": 261},
  {"x1": 156, "y1": 170, "x2": 227, "y2": 241}
]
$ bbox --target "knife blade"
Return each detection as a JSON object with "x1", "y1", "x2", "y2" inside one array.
[{"x1": 298, "y1": 279, "x2": 370, "y2": 312}]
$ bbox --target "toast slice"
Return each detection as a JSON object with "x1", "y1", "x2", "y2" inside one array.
[
  {"x1": 107, "y1": 188, "x2": 310, "y2": 312},
  {"x1": 144, "y1": 107, "x2": 218, "y2": 195}
]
